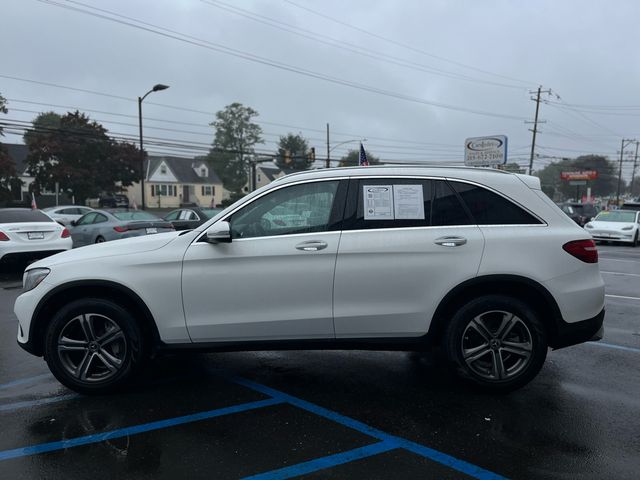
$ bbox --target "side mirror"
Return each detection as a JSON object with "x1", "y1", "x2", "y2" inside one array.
[
  {"x1": 205, "y1": 221, "x2": 232, "y2": 244},
  {"x1": 70, "y1": 220, "x2": 77, "y2": 227}
]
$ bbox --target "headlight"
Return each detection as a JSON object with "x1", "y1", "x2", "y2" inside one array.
[
  {"x1": 23, "y1": 268, "x2": 50, "y2": 292},
  {"x1": 584, "y1": 223, "x2": 593, "y2": 228},
  {"x1": 621, "y1": 226, "x2": 633, "y2": 231}
]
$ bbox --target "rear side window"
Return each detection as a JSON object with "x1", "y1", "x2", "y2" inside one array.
[
  {"x1": 0, "y1": 210, "x2": 54, "y2": 223},
  {"x1": 450, "y1": 181, "x2": 542, "y2": 225},
  {"x1": 431, "y1": 180, "x2": 473, "y2": 226}
]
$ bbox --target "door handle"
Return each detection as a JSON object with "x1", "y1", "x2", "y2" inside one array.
[
  {"x1": 434, "y1": 236, "x2": 467, "y2": 247},
  {"x1": 295, "y1": 240, "x2": 328, "y2": 251}
]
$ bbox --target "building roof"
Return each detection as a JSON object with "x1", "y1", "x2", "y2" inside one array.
[
  {"x1": 257, "y1": 161, "x2": 295, "y2": 181},
  {"x1": 3, "y1": 143, "x2": 29, "y2": 175},
  {"x1": 146, "y1": 156, "x2": 221, "y2": 184}
]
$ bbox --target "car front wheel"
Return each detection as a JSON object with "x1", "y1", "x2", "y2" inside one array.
[
  {"x1": 44, "y1": 298, "x2": 145, "y2": 394},
  {"x1": 444, "y1": 295, "x2": 548, "y2": 392}
]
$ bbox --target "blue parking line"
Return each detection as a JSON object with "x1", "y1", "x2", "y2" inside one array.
[
  {"x1": 231, "y1": 376, "x2": 507, "y2": 480},
  {"x1": 243, "y1": 441, "x2": 397, "y2": 480},
  {"x1": 0, "y1": 397, "x2": 281, "y2": 461},
  {"x1": 0, "y1": 394, "x2": 79, "y2": 413},
  {"x1": 589, "y1": 342, "x2": 640, "y2": 353},
  {"x1": 0, "y1": 373, "x2": 51, "y2": 390}
]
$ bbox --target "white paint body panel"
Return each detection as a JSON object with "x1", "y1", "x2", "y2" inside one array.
[
  {"x1": 182, "y1": 231, "x2": 339, "y2": 342},
  {"x1": 14, "y1": 166, "x2": 605, "y2": 351},
  {"x1": 334, "y1": 226, "x2": 484, "y2": 337}
]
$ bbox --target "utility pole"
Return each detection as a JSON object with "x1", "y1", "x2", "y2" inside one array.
[
  {"x1": 617, "y1": 138, "x2": 636, "y2": 205},
  {"x1": 527, "y1": 86, "x2": 552, "y2": 175},
  {"x1": 326, "y1": 123, "x2": 330, "y2": 168},
  {"x1": 631, "y1": 141, "x2": 639, "y2": 197}
]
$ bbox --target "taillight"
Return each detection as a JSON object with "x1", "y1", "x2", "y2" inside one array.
[
  {"x1": 0, "y1": 231, "x2": 9, "y2": 241},
  {"x1": 563, "y1": 239, "x2": 598, "y2": 263},
  {"x1": 113, "y1": 226, "x2": 128, "y2": 233},
  {"x1": 61, "y1": 228, "x2": 70, "y2": 238}
]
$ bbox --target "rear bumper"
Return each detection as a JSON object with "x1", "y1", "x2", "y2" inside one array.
[{"x1": 552, "y1": 308, "x2": 605, "y2": 350}]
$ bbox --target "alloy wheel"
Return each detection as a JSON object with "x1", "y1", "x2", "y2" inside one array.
[
  {"x1": 57, "y1": 313, "x2": 127, "y2": 383},
  {"x1": 461, "y1": 310, "x2": 533, "y2": 381}
]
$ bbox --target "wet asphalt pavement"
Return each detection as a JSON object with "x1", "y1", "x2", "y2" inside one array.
[{"x1": 0, "y1": 245, "x2": 638, "y2": 479}]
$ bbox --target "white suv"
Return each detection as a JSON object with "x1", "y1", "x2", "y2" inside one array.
[{"x1": 14, "y1": 167, "x2": 605, "y2": 394}]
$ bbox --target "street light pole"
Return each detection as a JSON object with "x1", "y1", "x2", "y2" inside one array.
[{"x1": 138, "y1": 84, "x2": 169, "y2": 209}]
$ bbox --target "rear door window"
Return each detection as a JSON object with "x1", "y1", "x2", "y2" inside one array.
[
  {"x1": 343, "y1": 178, "x2": 432, "y2": 230},
  {"x1": 449, "y1": 181, "x2": 542, "y2": 225},
  {"x1": 431, "y1": 180, "x2": 473, "y2": 226}
]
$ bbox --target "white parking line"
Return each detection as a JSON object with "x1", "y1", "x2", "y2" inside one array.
[
  {"x1": 601, "y1": 271, "x2": 640, "y2": 277},
  {"x1": 599, "y1": 258, "x2": 640, "y2": 263},
  {"x1": 605, "y1": 294, "x2": 640, "y2": 301}
]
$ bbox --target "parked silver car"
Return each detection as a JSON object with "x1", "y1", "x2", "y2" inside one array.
[
  {"x1": 42, "y1": 205, "x2": 95, "y2": 226},
  {"x1": 69, "y1": 210, "x2": 174, "y2": 247}
]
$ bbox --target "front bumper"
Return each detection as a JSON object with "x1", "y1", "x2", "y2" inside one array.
[{"x1": 552, "y1": 308, "x2": 605, "y2": 350}]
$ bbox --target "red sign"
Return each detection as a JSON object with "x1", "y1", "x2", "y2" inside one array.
[{"x1": 560, "y1": 170, "x2": 598, "y2": 181}]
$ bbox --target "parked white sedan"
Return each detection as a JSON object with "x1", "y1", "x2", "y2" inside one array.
[
  {"x1": 585, "y1": 210, "x2": 640, "y2": 246},
  {"x1": 42, "y1": 205, "x2": 95, "y2": 226},
  {"x1": 0, "y1": 208, "x2": 73, "y2": 265}
]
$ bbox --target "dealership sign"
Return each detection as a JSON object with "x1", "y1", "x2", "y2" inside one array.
[
  {"x1": 560, "y1": 170, "x2": 598, "y2": 181},
  {"x1": 464, "y1": 136, "x2": 508, "y2": 166}
]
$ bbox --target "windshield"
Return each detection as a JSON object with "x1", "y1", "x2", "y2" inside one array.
[
  {"x1": 112, "y1": 211, "x2": 159, "y2": 221},
  {"x1": 595, "y1": 211, "x2": 637, "y2": 223},
  {"x1": 0, "y1": 209, "x2": 54, "y2": 223}
]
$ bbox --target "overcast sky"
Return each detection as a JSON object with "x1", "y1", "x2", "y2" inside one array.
[{"x1": 2, "y1": 0, "x2": 640, "y2": 178}]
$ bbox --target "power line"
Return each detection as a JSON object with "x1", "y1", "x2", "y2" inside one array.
[
  {"x1": 200, "y1": 0, "x2": 527, "y2": 90},
  {"x1": 282, "y1": 0, "x2": 537, "y2": 87},
  {"x1": 35, "y1": 0, "x2": 528, "y2": 121}
]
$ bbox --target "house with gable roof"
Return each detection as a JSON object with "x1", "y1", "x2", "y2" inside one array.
[{"x1": 126, "y1": 156, "x2": 225, "y2": 209}]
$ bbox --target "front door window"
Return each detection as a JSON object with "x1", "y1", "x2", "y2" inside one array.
[{"x1": 230, "y1": 180, "x2": 340, "y2": 239}]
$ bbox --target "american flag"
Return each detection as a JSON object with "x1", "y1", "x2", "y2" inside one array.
[{"x1": 358, "y1": 142, "x2": 369, "y2": 166}]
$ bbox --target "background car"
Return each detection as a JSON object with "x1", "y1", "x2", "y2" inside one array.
[
  {"x1": 201, "y1": 207, "x2": 224, "y2": 218},
  {"x1": 585, "y1": 210, "x2": 640, "y2": 246},
  {"x1": 557, "y1": 203, "x2": 582, "y2": 226},
  {"x1": 0, "y1": 208, "x2": 72, "y2": 265},
  {"x1": 69, "y1": 209, "x2": 174, "y2": 247},
  {"x1": 163, "y1": 207, "x2": 210, "y2": 231},
  {"x1": 42, "y1": 205, "x2": 95, "y2": 226},
  {"x1": 560, "y1": 202, "x2": 599, "y2": 226},
  {"x1": 621, "y1": 202, "x2": 640, "y2": 212},
  {"x1": 98, "y1": 194, "x2": 130, "y2": 209}
]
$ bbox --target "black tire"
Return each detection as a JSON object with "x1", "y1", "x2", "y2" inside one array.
[
  {"x1": 44, "y1": 298, "x2": 145, "y2": 394},
  {"x1": 95, "y1": 236, "x2": 106, "y2": 243},
  {"x1": 633, "y1": 232, "x2": 639, "y2": 248},
  {"x1": 443, "y1": 295, "x2": 548, "y2": 393}
]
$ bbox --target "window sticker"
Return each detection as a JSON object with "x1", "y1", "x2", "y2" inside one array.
[
  {"x1": 363, "y1": 185, "x2": 394, "y2": 220},
  {"x1": 393, "y1": 184, "x2": 425, "y2": 220}
]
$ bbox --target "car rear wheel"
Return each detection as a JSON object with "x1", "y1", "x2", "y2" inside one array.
[
  {"x1": 95, "y1": 236, "x2": 106, "y2": 243},
  {"x1": 443, "y1": 295, "x2": 547, "y2": 392},
  {"x1": 44, "y1": 298, "x2": 145, "y2": 394}
]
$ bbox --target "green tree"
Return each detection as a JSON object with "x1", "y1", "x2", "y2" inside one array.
[
  {"x1": 24, "y1": 111, "x2": 141, "y2": 202},
  {"x1": 276, "y1": 133, "x2": 311, "y2": 171},
  {"x1": 0, "y1": 93, "x2": 21, "y2": 204},
  {"x1": 571, "y1": 155, "x2": 618, "y2": 197},
  {"x1": 338, "y1": 148, "x2": 380, "y2": 167},
  {"x1": 536, "y1": 155, "x2": 618, "y2": 201},
  {"x1": 206, "y1": 103, "x2": 263, "y2": 199}
]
